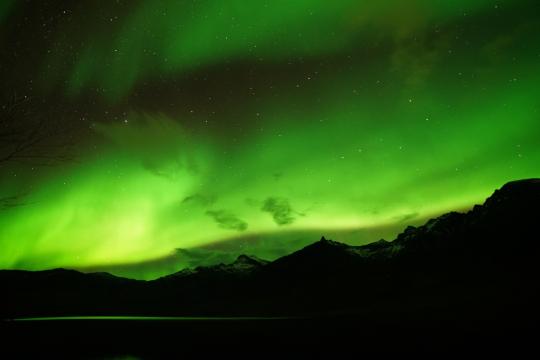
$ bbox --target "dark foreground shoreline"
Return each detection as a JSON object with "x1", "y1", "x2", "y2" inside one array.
[{"x1": 1, "y1": 315, "x2": 538, "y2": 358}]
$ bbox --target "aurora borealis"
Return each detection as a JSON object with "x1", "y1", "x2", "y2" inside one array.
[{"x1": 1, "y1": 1, "x2": 539, "y2": 279}]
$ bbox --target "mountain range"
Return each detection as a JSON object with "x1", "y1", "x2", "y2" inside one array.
[
  {"x1": 1, "y1": 180, "x2": 539, "y2": 356},
  {"x1": 2, "y1": 179, "x2": 539, "y2": 321}
]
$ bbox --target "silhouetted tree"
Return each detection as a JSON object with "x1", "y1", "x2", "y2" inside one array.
[
  {"x1": 0, "y1": 92, "x2": 73, "y2": 208},
  {"x1": 0, "y1": 93, "x2": 72, "y2": 164}
]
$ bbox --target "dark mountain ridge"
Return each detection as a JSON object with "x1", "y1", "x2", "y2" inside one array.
[{"x1": 1, "y1": 179, "x2": 539, "y2": 320}]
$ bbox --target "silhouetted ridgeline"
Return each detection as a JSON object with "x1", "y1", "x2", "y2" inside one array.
[{"x1": 1, "y1": 179, "x2": 539, "y2": 322}]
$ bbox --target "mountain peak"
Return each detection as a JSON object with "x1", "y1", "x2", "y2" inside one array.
[
  {"x1": 489, "y1": 178, "x2": 540, "y2": 200},
  {"x1": 315, "y1": 236, "x2": 347, "y2": 248},
  {"x1": 291, "y1": 237, "x2": 350, "y2": 255},
  {"x1": 501, "y1": 178, "x2": 540, "y2": 188},
  {"x1": 480, "y1": 178, "x2": 540, "y2": 213},
  {"x1": 234, "y1": 254, "x2": 268, "y2": 266}
]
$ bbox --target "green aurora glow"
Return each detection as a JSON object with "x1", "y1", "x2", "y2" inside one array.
[{"x1": 0, "y1": 1, "x2": 539, "y2": 279}]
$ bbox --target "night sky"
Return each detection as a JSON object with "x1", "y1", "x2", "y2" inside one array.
[{"x1": 1, "y1": 1, "x2": 539, "y2": 279}]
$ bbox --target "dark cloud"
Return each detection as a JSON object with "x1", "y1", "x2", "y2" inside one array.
[
  {"x1": 142, "y1": 160, "x2": 183, "y2": 181},
  {"x1": 182, "y1": 193, "x2": 216, "y2": 207},
  {"x1": 95, "y1": 114, "x2": 205, "y2": 182},
  {"x1": 272, "y1": 172, "x2": 284, "y2": 181},
  {"x1": 394, "y1": 212, "x2": 420, "y2": 223},
  {"x1": 261, "y1": 197, "x2": 295, "y2": 226},
  {"x1": 206, "y1": 210, "x2": 248, "y2": 231}
]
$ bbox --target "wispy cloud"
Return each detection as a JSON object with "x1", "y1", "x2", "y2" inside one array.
[
  {"x1": 262, "y1": 197, "x2": 295, "y2": 226},
  {"x1": 206, "y1": 210, "x2": 248, "y2": 231}
]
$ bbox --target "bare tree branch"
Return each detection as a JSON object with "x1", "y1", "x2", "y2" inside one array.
[
  {"x1": 0, "y1": 92, "x2": 75, "y2": 209},
  {"x1": 0, "y1": 92, "x2": 74, "y2": 166},
  {"x1": 0, "y1": 193, "x2": 28, "y2": 210}
]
